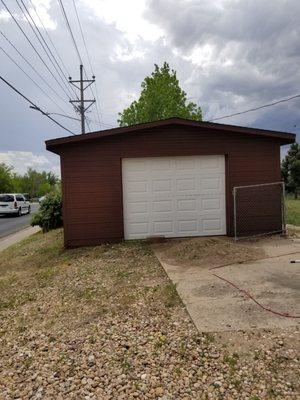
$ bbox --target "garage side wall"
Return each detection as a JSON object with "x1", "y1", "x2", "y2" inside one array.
[{"x1": 59, "y1": 126, "x2": 281, "y2": 247}]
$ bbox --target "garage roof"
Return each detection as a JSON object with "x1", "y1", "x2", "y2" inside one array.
[{"x1": 46, "y1": 117, "x2": 296, "y2": 153}]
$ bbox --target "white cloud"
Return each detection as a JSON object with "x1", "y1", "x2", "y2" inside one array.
[
  {"x1": 29, "y1": 0, "x2": 57, "y2": 30},
  {"x1": 0, "y1": 151, "x2": 60, "y2": 176},
  {"x1": 80, "y1": 0, "x2": 164, "y2": 42},
  {"x1": 110, "y1": 44, "x2": 146, "y2": 62},
  {"x1": 0, "y1": 10, "x2": 10, "y2": 20},
  {"x1": 0, "y1": 0, "x2": 56, "y2": 29}
]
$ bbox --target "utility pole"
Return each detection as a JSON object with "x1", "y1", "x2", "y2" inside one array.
[{"x1": 69, "y1": 65, "x2": 95, "y2": 134}]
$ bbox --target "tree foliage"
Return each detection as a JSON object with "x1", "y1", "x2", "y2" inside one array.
[
  {"x1": 0, "y1": 163, "x2": 14, "y2": 192},
  {"x1": 0, "y1": 163, "x2": 59, "y2": 198},
  {"x1": 281, "y1": 143, "x2": 300, "y2": 199},
  {"x1": 118, "y1": 62, "x2": 202, "y2": 126}
]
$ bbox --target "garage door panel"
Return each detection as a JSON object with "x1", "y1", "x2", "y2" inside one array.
[
  {"x1": 152, "y1": 158, "x2": 173, "y2": 170},
  {"x1": 199, "y1": 155, "x2": 223, "y2": 171},
  {"x1": 122, "y1": 156, "x2": 226, "y2": 239},
  {"x1": 126, "y1": 180, "x2": 148, "y2": 193},
  {"x1": 176, "y1": 178, "x2": 196, "y2": 191},
  {"x1": 128, "y1": 222, "x2": 149, "y2": 237},
  {"x1": 178, "y1": 220, "x2": 198, "y2": 233},
  {"x1": 175, "y1": 157, "x2": 196, "y2": 170},
  {"x1": 201, "y1": 198, "x2": 221, "y2": 211},
  {"x1": 126, "y1": 201, "x2": 148, "y2": 213},
  {"x1": 152, "y1": 179, "x2": 173, "y2": 192},
  {"x1": 202, "y1": 218, "x2": 223, "y2": 232},
  {"x1": 153, "y1": 200, "x2": 173, "y2": 212},
  {"x1": 177, "y1": 199, "x2": 197, "y2": 211},
  {"x1": 153, "y1": 221, "x2": 174, "y2": 234},
  {"x1": 152, "y1": 211, "x2": 174, "y2": 221},
  {"x1": 128, "y1": 213, "x2": 150, "y2": 223}
]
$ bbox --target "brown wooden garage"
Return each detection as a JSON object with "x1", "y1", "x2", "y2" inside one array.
[{"x1": 46, "y1": 118, "x2": 295, "y2": 248}]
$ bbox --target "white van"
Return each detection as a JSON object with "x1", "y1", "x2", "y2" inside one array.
[{"x1": 0, "y1": 194, "x2": 31, "y2": 216}]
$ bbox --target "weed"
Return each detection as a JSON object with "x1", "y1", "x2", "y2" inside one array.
[
  {"x1": 162, "y1": 282, "x2": 179, "y2": 307},
  {"x1": 89, "y1": 336, "x2": 97, "y2": 344},
  {"x1": 233, "y1": 379, "x2": 242, "y2": 390},
  {"x1": 203, "y1": 332, "x2": 215, "y2": 343},
  {"x1": 23, "y1": 357, "x2": 33, "y2": 368},
  {"x1": 77, "y1": 288, "x2": 96, "y2": 301},
  {"x1": 0, "y1": 291, "x2": 36, "y2": 312},
  {"x1": 267, "y1": 387, "x2": 279, "y2": 397},
  {"x1": 224, "y1": 352, "x2": 239, "y2": 368},
  {"x1": 154, "y1": 333, "x2": 167, "y2": 348},
  {"x1": 254, "y1": 350, "x2": 263, "y2": 360},
  {"x1": 59, "y1": 352, "x2": 68, "y2": 363},
  {"x1": 179, "y1": 341, "x2": 188, "y2": 359},
  {"x1": 121, "y1": 359, "x2": 131, "y2": 371},
  {"x1": 36, "y1": 267, "x2": 57, "y2": 286}
]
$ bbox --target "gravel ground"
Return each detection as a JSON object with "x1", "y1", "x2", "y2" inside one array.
[{"x1": 0, "y1": 229, "x2": 299, "y2": 399}]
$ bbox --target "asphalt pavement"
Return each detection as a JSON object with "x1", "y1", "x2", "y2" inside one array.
[{"x1": 0, "y1": 203, "x2": 39, "y2": 239}]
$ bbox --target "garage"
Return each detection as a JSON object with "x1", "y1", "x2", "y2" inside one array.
[
  {"x1": 45, "y1": 117, "x2": 295, "y2": 248},
  {"x1": 122, "y1": 156, "x2": 226, "y2": 239}
]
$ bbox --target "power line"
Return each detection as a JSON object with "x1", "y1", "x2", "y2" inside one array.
[
  {"x1": 28, "y1": 0, "x2": 71, "y2": 78},
  {"x1": 15, "y1": 0, "x2": 75, "y2": 101},
  {"x1": 48, "y1": 112, "x2": 81, "y2": 122},
  {"x1": 86, "y1": 117, "x2": 114, "y2": 128},
  {"x1": 47, "y1": 112, "x2": 115, "y2": 130},
  {"x1": 0, "y1": 75, "x2": 76, "y2": 135},
  {"x1": 209, "y1": 94, "x2": 300, "y2": 122},
  {"x1": 71, "y1": 0, "x2": 102, "y2": 127},
  {"x1": 58, "y1": 0, "x2": 100, "y2": 133},
  {"x1": 47, "y1": 112, "x2": 115, "y2": 128},
  {"x1": 23, "y1": 0, "x2": 79, "y2": 101},
  {"x1": 57, "y1": 0, "x2": 83, "y2": 64},
  {"x1": 0, "y1": 45, "x2": 70, "y2": 115},
  {"x1": 0, "y1": 30, "x2": 71, "y2": 113},
  {"x1": 0, "y1": 0, "x2": 73, "y2": 108},
  {"x1": 71, "y1": 0, "x2": 93, "y2": 76}
]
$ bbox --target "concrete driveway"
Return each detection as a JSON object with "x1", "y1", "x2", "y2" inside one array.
[{"x1": 153, "y1": 236, "x2": 300, "y2": 332}]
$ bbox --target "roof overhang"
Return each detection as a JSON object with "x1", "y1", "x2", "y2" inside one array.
[{"x1": 46, "y1": 117, "x2": 296, "y2": 154}]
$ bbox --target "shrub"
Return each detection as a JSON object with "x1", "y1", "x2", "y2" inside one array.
[{"x1": 31, "y1": 193, "x2": 63, "y2": 232}]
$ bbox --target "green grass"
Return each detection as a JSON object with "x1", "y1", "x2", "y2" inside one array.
[{"x1": 285, "y1": 196, "x2": 300, "y2": 226}]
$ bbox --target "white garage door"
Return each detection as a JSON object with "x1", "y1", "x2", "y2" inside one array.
[{"x1": 122, "y1": 155, "x2": 226, "y2": 239}]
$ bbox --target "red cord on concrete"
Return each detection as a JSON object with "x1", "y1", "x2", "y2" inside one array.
[{"x1": 211, "y1": 272, "x2": 300, "y2": 319}]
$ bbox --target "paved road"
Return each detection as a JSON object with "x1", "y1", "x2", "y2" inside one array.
[{"x1": 0, "y1": 203, "x2": 39, "y2": 239}]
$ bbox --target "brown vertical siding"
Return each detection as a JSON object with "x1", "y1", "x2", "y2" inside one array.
[{"x1": 58, "y1": 126, "x2": 282, "y2": 247}]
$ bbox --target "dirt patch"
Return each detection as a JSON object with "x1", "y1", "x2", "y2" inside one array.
[{"x1": 154, "y1": 236, "x2": 266, "y2": 269}]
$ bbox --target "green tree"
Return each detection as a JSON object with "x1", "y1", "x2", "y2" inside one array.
[
  {"x1": 38, "y1": 182, "x2": 52, "y2": 197},
  {"x1": 118, "y1": 62, "x2": 202, "y2": 126},
  {"x1": 0, "y1": 163, "x2": 13, "y2": 192},
  {"x1": 46, "y1": 171, "x2": 58, "y2": 186},
  {"x1": 22, "y1": 168, "x2": 44, "y2": 198},
  {"x1": 281, "y1": 143, "x2": 300, "y2": 198}
]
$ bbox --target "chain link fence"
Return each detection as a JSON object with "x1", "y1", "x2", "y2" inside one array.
[{"x1": 233, "y1": 182, "x2": 285, "y2": 240}]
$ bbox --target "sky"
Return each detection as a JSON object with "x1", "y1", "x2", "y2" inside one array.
[{"x1": 0, "y1": 0, "x2": 299, "y2": 176}]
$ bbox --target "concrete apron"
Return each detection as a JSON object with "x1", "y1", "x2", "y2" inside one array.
[{"x1": 153, "y1": 239, "x2": 300, "y2": 333}]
